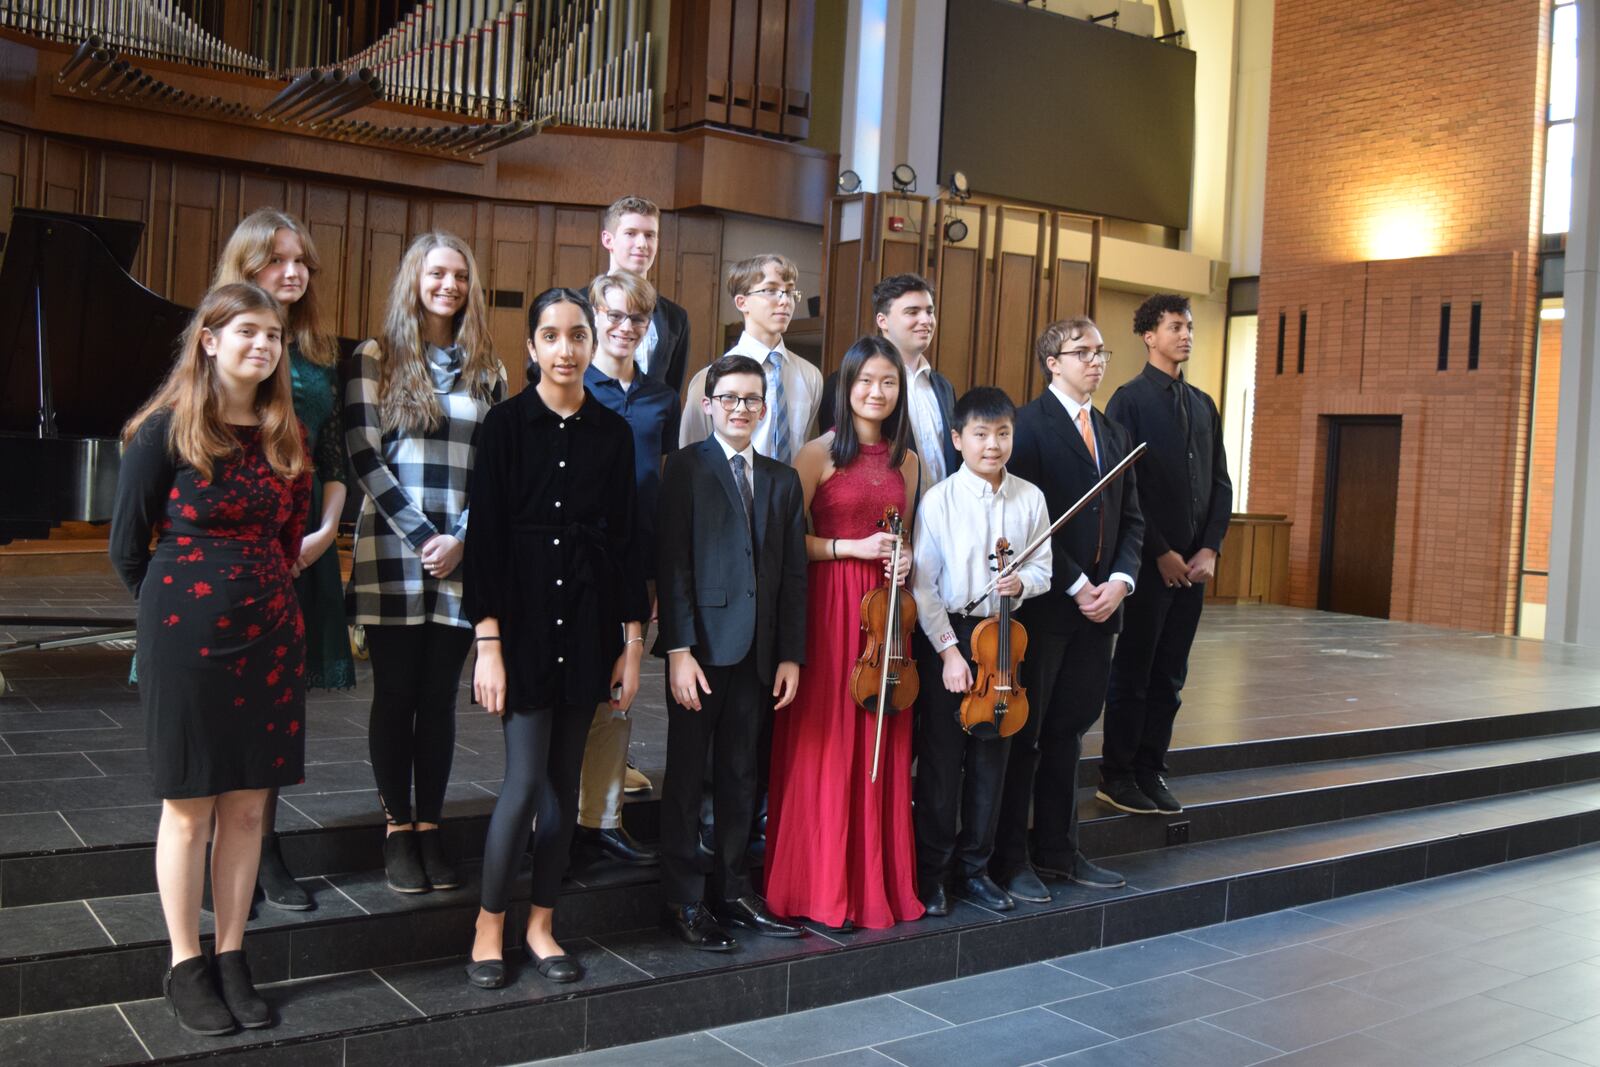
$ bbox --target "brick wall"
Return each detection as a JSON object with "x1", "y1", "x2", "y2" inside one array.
[{"x1": 1249, "y1": 0, "x2": 1549, "y2": 633}]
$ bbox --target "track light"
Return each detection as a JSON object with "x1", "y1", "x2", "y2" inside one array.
[
  {"x1": 837, "y1": 169, "x2": 862, "y2": 195},
  {"x1": 943, "y1": 217, "x2": 969, "y2": 243},
  {"x1": 891, "y1": 163, "x2": 917, "y2": 194},
  {"x1": 947, "y1": 171, "x2": 971, "y2": 202}
]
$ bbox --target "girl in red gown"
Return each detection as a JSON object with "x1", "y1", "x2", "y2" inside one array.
[{"x1": 766, "y1": 336, "x2": 925, "y2": 929}]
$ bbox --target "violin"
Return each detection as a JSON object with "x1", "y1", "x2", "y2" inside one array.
[
  {"x1": 959, "y1": 537, "x2": 1029, "y2": 738},
  {"x1": 850, "y1": 505, "x2": 919, "y2": 780}
]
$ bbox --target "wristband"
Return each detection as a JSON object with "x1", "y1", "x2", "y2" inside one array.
[
  {"x1": 474, "y1": 636, "x2": 501, "y2": 643},
  {"x1": 831, "y1": 538, "x2": 838, "y2": 560}
]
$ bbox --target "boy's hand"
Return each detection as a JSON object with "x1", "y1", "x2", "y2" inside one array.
[
  {"x1": 773, "y1": 661, "x2": 800, "y2": 710},
  {"x1": 669, "y1": 649, "x2": 712, "y2": 711},
  {"x1": 940, "y1": 646, "x2": 973, "y2": 694},
  {"x1": 996, "y1": 571, "x2": 1023, "y2": 598}
]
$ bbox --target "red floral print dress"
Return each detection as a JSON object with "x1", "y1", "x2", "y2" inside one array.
[{"x1": 109, "y1": 410, "x2": 313, "y2": 798}]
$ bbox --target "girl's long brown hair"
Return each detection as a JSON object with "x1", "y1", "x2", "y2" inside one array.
[
  {"x1": 373, "y1": 232, "x2": 497, "y2": 434},
  {"x1": 213, "y1": 208, "x2": 339, "y2": 368},
  {"x1": 122, "y1": 283, "x2": 305, "y2": 482}
]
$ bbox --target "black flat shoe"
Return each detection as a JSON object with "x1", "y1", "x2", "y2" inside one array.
[
  {"x1": 212, "y1": 949, "x2": 271, "y2": 1029},
  {"x1": 956, "y1": 874, "x2": 1015, "y2": 912},
  {"x1": 713, "y1": 895, "x2": 804, "y2": 938},
  {"x1": 383, "y1": 829, "x2": 430, "y2": 894},
  {"x1": 920, "y1": 883, "x2": 950, "y2": 918},
  {"x1": 592, "y1": 825, "x2": 659, "y2": 866},
  {"x1": 465, "y1": 957, "x2": 507, "y2": 989},
  {"x1": 164, "y1": 955, "x2": 236, "y2": 1036},
  {"x1": 1068, "y1": 853, "x2": 1126, "y2": 889},
  {"x1": 664, "y1": 902, "x2": 736, "y2": 951},
  {"x1": 415, "y1": 829, "x2": 461, "y2": 890},
  {"x1": 1001, "y1": 866, "x2": 1052, "y2": 904},
  {"x1": 525, "y1": 943, "x2": 583, "y2": 983},
  {"x1": 1096, "y1": 779, "x2": 1160, "y2": 815},
  {"x1": 1136, "y1": 773, "x2": 1184, "y2": 815},
  {"x1": 257, "y1": 834, "x2": 312, "y2": 911}
]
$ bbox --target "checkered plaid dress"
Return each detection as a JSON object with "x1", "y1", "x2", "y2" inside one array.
[{"x1": 343, "y1": 342, "x2": 505, "y2": 627}]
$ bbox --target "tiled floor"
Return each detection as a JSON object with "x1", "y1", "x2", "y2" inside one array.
[{"x1": 524, "y1": 844, "x2": 1600, "y2": 1067}]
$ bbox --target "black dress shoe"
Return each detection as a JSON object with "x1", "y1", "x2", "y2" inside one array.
[
  {"x1": 592, "y1": 825, "x2": 660, "y2": 866},
  {"x1": 212, "y1": 949, "x2": 272, "y2": 1029},
  {"x1": 1136, "y1": 773, "x2": 1184, "y2": 814},
  {"x1": 956, "y1": 874, "x2": 1015, "y2": 911},
  {"x1": 1037, "y1": 851, "x2": 1127, "y2": 889},
  {"x1": 383, "y1": 830, "x2": 430, "y2": 894},
  {"x1": 664, "y1": 902, "x2": 736, "y2": 951},
  {"x1": 257, "y1": 834, "x2": 311, "y2": 911},
  {"x1": 164, "y1": 955, "x2": 236, "y2": 1036},
  {"x1": 714, "y1": 895, "x2": 804, "y2": 938},
  {"x1": 416, "y1": 829, "x2": 461, "y2": 889},
  {"x1": 920, "y1": 883, "x2": 950, "y2": 918},
  {"x1": 526, "y1": 942, "x2": 583, "y2": 983},
  {"x1": 1001, "y1": 866, "x2": 1051, "y2": 904},
  {"x1": 464, "y1": 958, "x2": 506, "y2": 989},
  {"x1": 1095, "y1": 778, "x2": 1160, "y2": 815}
]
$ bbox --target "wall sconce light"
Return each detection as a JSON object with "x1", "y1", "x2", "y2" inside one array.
[
  {"x1": 891, "y1": 163, "x2": 917, "y2": 194},
  {"x1": 837, "y1": 169, "x2": 862, "y2": 195}
]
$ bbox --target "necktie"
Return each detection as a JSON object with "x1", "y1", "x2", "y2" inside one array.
[
  {"x1": 1078, "y1": 407, "x2": 1103, "y2": 564},
  {"x1": 730, "y1": 453, "x2": 755, "y2": 536},
  {"x1": 766, "y1": 349, "x2": 791, "y2": 464}
]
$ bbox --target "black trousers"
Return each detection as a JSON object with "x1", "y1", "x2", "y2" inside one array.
[
  {"x1": 913, "y1": 616, "x2": 1012, "y2": 890},
  {"x1": 1102, "y1": 581, "x2": 1205, "y2": 780},
  {"x1": 479, "y1": 702, "x2": 593, "y2": 912},
  {"x1": 660, "y1": 651, "x2": 766, "y2": 905},
  {"x1": 364, "y1": 623, "x2": 474, "y2": 825},
  {"x1": 992, "y1": 626, "x2": 1115, "y2": 875}
]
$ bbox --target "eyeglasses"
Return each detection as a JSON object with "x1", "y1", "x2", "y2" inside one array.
[
  {"x1": 602, "y1": 309, "x2": 650, "y2": 330},
  {"x1": 710, "y1": 394, "x2": 768, "y2": 413},
  {"x1": 1057, "y1": 348, "x2": 1112, "y2": 365},
  {"x1": 745, "y1": 288, "x2": 803, "y2": 305}
]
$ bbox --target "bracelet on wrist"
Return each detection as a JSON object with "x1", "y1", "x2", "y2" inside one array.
[
  {"x1": 625, "y1": 636, "x2": 644, "y2": 646},
  {"x1": 474, "y1": 636, "x2": 501, "y2": 643}
]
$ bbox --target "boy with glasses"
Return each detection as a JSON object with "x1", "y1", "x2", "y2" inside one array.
[{"x1": 681, "y1": 254, "x2": 822, "y2": 463}]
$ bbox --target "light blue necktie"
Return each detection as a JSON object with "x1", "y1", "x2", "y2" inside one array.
[{"x1": 766, "y1": 349, "x2": 791, "y2": 464}]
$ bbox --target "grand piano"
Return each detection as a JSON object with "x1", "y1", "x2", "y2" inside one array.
[{"x1": 0, "y1": 207, "x2": 188, "y2": 544}]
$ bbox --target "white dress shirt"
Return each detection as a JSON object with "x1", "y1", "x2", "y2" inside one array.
[
  {"x1": 1047, "y1": 383, "x2": 1136, "y2": 598},
  {"x1": 911, "y1": 465, "x2": 1053, "y2": 654},
  {"x1": 636, "y1": 317, "x2": 659, "y2": 375},
  {"x1": 904, "y1": 354, "x2": 948, "y2": 486},
  {"x1": 680, "y1": 330, "x2": 824, "y2": 457}
]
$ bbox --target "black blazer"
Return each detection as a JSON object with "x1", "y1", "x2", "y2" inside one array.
[
  {"x1": 818, "y1": 365, "x2": 961, "y2": 484},
  {"x1": 643, "y1": 295, "x2": 691, "y2": 395},
  {"x1": 655, "y1": 437, "x2": 808, "y2": 681},
  {"x1": 1009, "y1": 391, "x2": 1144, "y2": 634}
]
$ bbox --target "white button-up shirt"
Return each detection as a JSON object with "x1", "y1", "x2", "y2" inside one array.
[
  {"x1": 912, "y1": 465, "x2": 1053, "y2": 653},
  {"x1": 904, "y1": 354, "x2": 948, "y2": 486},
  {"x1": 1047, "y1": 383, "x2": 1136, "y2": 597},
  {"x1": 680, "y1": 330, "x2": 824, "y2": 459}
]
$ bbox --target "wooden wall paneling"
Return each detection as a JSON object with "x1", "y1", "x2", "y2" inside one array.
[
  {"x1": 932, "y1": 245, "x2": 980, "y2": 391},
  {"x1": 40, "y1": 137, "x2": 87, "y2": 214},
  {"x1": 167, "y1": 163, "x2": 225, "y2": 307},
  {"x1": 364, "y1": 194, "x2": 409, "y2": 342},
  {"x1": 408, "y1": 200, "x2": 432, "y2": 243},
  {"x1": 821, "y1": 194, "x2": 876, "y2": 377},
  {"x1": 341, "y1": 191, "x2": 369, "y2": 341},
  {"x1": 305, "y1": 184, "x2": 352, "y2": 334},
  {"x1": 1052, "y1": 260, "x2": 1090, "y2": 319},
  {"x1": 489, "y1": 203, "x2": 537, "y2": 397},
  {"x1": 730, "y1": 0, "x2": 760, "y2": 128},
  {"x1": 755, "y1": 0, "x2": 787, "y2": 135},
  {"x1": 707, "y1": 0, "x2": 734, "y2": 124},
  {"x1": 655, "y1": 211, "x2": 682, "y2": 304},
  {"x1": 670, "y1": 213, "x2": 725, "y2": 382},
  {"x1": 239, "y1": 173, "x2": 290, "y2": 215},
  {"x1": 782, "y1": 0, "x2": 814, "y2": 139},
  {"x1": 0, "y1": 127, "x2": 22, "y2": 249},
  {"x1": 532, "y1": 205, "x2": 558, "y2": 295},
  {"x1": 430, "y1": 200, "x2": 478, "y2": 246},
  {"x1": 552, "y1": 207, "x2": 601, "y2": 289},
  {"x1": 98, "y1": 153, "x2": 155, "y2": 286},
  {"x1": 988, "y1": 206, "x2": 1044, "y2": 404}
]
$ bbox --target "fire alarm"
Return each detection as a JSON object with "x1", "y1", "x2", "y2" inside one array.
[{"x1": 887, "y1": 216, "x2": 906, "y2": 232}]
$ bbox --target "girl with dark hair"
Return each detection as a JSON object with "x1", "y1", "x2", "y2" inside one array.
[
  {"x1": 764, "y1": 336, "x2": 925, "y2": 930},
  {"x1": 463, "y1": 288, "x2": 649, "y2": 988},
  {"x1": 111, "y1": 283, "x2": 311, "y2": 1035}
]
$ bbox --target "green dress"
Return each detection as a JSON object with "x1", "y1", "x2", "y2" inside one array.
[{"x1": 291, "y1": 346, "x2": 357, "y2": 690}]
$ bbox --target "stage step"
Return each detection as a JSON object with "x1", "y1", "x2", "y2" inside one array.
[{"x1": 2, "y1": 781, "x2": 1598, "y2": 1066}]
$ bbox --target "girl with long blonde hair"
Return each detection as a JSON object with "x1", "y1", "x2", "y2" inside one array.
[
  {"x1": 344, "y1": 231, "x2": 503, "y2": 895},
  {"x1": 111, "y1": 282, "x2": 311, "y2": 1035},
  {"x1": 214, "y1": 207, "x2": 354, "y2": 910}
]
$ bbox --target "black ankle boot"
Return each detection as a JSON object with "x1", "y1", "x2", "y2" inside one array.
[
  {"x1": 212, "y1": 950, "x2": 272, "y2": 1029},
  {"x1": 257, "y1": 834, "x2": 312, "y2": 910},
  {"x1": 416, "y1": 829, "x2": 461, "y2": 890},
  {"x1": 383, "y1": 829, "x2": 430, "y2": 893},
  {"x1": 164, "y1": 955, "x2": 235, "y2": 1036}
]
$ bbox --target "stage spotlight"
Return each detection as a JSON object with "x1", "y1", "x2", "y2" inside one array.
[
  {"x1": 948, "y1": 170, "x2": 971, "y2": 201},
  {"x1": 943, "y1": 216, "x2": 969, "y2": 243},
  {"x1": 837, "y1": 169, "x2": 862, "y2": 194},
  {"x1": 891, "y1": 163, "x2": 917, "y2": 194}
]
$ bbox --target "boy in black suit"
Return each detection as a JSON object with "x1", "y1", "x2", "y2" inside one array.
[
  {"x1": 656, "y1": 354, "x2": 808, "y2": 949},
  {"x1": 600, "y1": 196, "x2": 692, "y2": 393},
  {"x1": 993, "y1": 318, "x2": 1144, "y2": 903}
]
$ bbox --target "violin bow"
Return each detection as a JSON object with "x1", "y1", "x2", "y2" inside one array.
[
  {"x1": 869, "y1": 525, "x2": 904, "y2": 783},
  {"x1": 957, "y1": 442, "x2": 1147, "y2": 615}
]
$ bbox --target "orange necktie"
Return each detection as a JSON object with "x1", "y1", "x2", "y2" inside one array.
[{"x1": 1079, "y1": 407, "x2": 1103, "y2": 564}]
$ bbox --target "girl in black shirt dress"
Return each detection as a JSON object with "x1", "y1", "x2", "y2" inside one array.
[
  {"x1": 110, "y1": 283, "x2": 311, "y2": 1036},
  {"x1": 463, "y1": 289, "x2": 649, "y2": 988}
]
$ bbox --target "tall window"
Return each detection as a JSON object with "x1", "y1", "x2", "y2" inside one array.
[{"x1": 1544, "y1": 0, "x2": 1578, "y2": 235}]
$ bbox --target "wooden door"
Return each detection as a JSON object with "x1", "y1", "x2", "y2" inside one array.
[{"x1": 1318, "y1": 417, "x2": 1402, "y2": 618}]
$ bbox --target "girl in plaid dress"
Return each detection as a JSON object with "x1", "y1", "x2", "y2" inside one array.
[{"x1": 344, "y1": 232, "x2": 505, "y2": 894}]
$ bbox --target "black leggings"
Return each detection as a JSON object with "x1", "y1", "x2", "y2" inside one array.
[
  {"x1": 364, "y1": 622, "x2": 474, "y2": 826},
  {"x1": 479, "y1": 703, "x2": 592, "y2": 912}
]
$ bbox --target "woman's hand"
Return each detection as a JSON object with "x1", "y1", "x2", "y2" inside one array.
[
  {"x1": 851, "y1": 532, "x2": 899, "y2": 561},
  {"x1": 891, "y1": 543, "x2": 912, "y2": 585},
  {"x1": 296, "y1": 525, "x2": 336, "y2": 573},
  {"x1": 473, "y1": 644, "x2": 507, "y2": 717},
  {"x1": 419, "y1": 534, "x2": 464, "y2": 579}
]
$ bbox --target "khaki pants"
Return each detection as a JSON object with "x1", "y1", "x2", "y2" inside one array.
[{"x1": 577, "y1": 701, "x2": 630, "y2": 829}]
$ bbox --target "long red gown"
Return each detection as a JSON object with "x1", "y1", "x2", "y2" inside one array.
[{"x1": 765, "y1": 442, "x2": 924, "y2": 929}]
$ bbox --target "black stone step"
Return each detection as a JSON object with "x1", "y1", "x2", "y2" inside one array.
[{"x1": 3, "y1": 780, "x2": 1599, "y2": 1065}]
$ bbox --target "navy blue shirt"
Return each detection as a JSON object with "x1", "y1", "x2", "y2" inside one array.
[{"x1": 584, "y1": 363, "x2": 680, "y2": 571}]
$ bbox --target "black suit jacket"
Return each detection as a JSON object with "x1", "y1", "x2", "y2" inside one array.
[
  {"x1": 654, "y1": 437, "x2": 808, "y2": 681},
  {"x1": 818, "y1": 365, "x2": 961, "y2": 485},
  {"x1": 1009, "y1": 391, "x2": 1144, "y2": 634},
  {"x1": 643, "y1": 295, "x2": 691, "y2": 395}
]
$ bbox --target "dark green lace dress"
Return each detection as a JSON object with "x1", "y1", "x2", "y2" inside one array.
[{"x1": 291, "y1": 346, "x2": 357, "y2": 690}]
